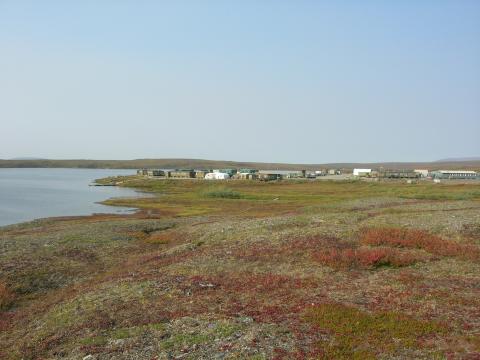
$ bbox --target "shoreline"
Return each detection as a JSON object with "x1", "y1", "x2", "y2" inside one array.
[{"x1": 0, "y1": 169, "x2": 140, "y2": 228}]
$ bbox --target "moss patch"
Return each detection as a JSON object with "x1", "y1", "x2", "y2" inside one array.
[{"x1": 303, "y1": 303, "x2": 446, "y2": 359}]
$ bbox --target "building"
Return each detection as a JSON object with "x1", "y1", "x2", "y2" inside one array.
[
  {"x1": 138, "y1": 169, "x2": 164, "y2": 176},
  {"x1": 258, "y1": 170, "x2": 304, "y2": 179},
  {"x1": 168, "y1": 170, "x2": 195, "y2": 178},
  {"x1": 205, "y1": 172, "x2": 230, "y2": 180},
  {"x1": 353, "y1": 168, "x2": 372, "y2": 177},
  {"x1": 194, "y1": 170, "x2": 210, "y2": 179},
  {"x1": 213, "y1": 169, "x2": 237, "y2": 177},
  {"x1": 327, "y1": 169, "x2": 341, "y2": 175},
  {"x1": 414, "y1": 169, "x2": 429, "y2": 178},
  {"x1": 378, "y1": 170, "x2": 420, "y2": 179},
  {"x1": 288, "y1": 170, "x2": 305, "y2": 178},
  {"x1": 234, "y1": 172, "x2": 258, "y2": 180},
  {"x1": 258, "y1": 173, "x2": 282, "y2": 181},
  {"x1": 146, "y1": 169, "x2": 165, "y2": 177},
  {"x1": 431, "y1": 170, "x2": 477, "y2": 179},
  {"x1": 239, "y1": 169, "x2": 257, "y2": 174}
]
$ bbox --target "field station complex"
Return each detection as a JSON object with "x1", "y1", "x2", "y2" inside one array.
[{"x1": 137, "y1": 167, "x2": 479, "y2": 182}]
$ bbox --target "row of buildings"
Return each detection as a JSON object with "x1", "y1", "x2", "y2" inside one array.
[
  {"x1": 352, "y1": 168, "x2": 478, "y2": 180},
  {"x1": 137, "y1": 168, "x2": 478, "y2": 181},
  {"x1": 137, "y1": 168, "x2": 327, "y2": 181}
]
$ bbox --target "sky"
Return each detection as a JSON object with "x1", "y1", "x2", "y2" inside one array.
[{"x1": 0, "y1": 0, "x2": 479, "y2": 163}]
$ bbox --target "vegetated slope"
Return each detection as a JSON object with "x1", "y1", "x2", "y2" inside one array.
[
  {"x1": 1, "y1": 178, "x2": 480, "y2": 358},
  {"x1": 1, "y1": 158, "x2": 479, "y2": 170}
]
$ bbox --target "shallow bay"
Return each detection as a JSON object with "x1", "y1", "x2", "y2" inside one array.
[{"x1": 0, "y1": 168, "x2": 139, "y2": 226}]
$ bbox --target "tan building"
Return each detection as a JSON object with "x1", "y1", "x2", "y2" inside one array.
[
  {"x1": 234, "y1": 173, "x2": 258, "y2": 180},
  {"x1": 194, "y1": 170, "x2": 210, "y2": 179}
]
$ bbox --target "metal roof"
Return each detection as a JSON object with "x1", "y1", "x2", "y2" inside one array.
[{"x1": 258, "y1": 170, "x2": 303, "y2": 175}]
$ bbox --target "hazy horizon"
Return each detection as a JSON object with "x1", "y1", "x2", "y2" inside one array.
[
  {"x1": 1, "y1": 1, "x2": 479, "y2": 163},
  {"x1": 2, "y1": 156, "x2": 480, "y2": 165}
]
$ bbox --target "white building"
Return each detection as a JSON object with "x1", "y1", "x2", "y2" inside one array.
[
  {"x1": 433, "y1": 170, "x2": 477, "y2": 179},
  {"x1": 205, "y1": 172, "x2": 230, "y2": 180},
  {"x1": 414, "y1": 169, "x2": 429, "y2": 177},
  {"x1": 353, "y1": 168, "x2": 372, "y2": 176}
]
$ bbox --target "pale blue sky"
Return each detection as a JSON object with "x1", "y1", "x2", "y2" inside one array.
[{"x1": 1, "y1": 0, "x2": 479, "y2": 163}]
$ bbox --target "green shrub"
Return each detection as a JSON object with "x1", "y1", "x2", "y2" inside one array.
[
  {"x1": 203, "y1": 188, "x2": 243, "y2": 199},
  {"x1": 0, "y1": 282, "x2": 15, "y2": 311}
]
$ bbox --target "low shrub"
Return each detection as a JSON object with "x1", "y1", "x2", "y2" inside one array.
[
  {"x1": 144, "y1": 230, "x2": 180, "y2": 245},
  {"x1": 175, "y1": 273, "x2": 316, "y2": 323},
  {"x1": 314, "y1": 246, "x2": 421, "y2": 270},
  {"x1": 203, "y1": 188, "x2": 243, "y2": 199},
  {"x1": 360, "y1": 227, "x2": 480, "y2": 260},
  {"x1": 233, "y1": 235, "x2": 342, "y2": 262}
]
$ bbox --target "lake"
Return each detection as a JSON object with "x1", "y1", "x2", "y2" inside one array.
[{"x1": 0, "y1": 168, "x2": 141, "y2": 227}]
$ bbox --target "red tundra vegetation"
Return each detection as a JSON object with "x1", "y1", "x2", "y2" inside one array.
[
  {"x1": 313, "y1": 246, "x2": 425, "y2": 269},
  {"x1": 360, "y1": 227, "x2": 480, "y2": 260},
  {"x1": 1, "y1": 179, "x2": 480, "y2": 358}
]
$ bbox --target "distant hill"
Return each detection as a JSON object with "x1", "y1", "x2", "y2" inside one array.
[
  {"x1": 435, "y1": 157, "x2": 480, "y2": 162},
  {"x1": 8, "y1": 157, "x2": 46, "y2": 160},
  {"x1": 1, "y1": 158, "x2": 479, "y2": 171}
]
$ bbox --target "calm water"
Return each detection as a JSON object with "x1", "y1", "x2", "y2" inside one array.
[{"x1": 0, "y1": 168, "x2": 141, "y2": 227}]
